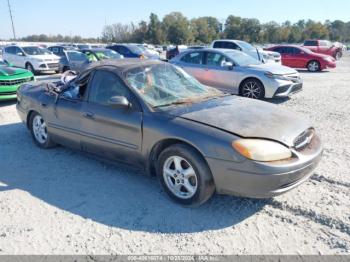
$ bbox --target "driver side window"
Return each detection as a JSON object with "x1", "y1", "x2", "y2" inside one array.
[{"x1": 88, "y1": 70, "x2": 130, "y2": 106}]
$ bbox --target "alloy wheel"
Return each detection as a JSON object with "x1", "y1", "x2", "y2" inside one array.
[
  {"x1": 242, "y1": 81, "x2": 262, "y2": 99},
  {"x1": 32, "y1": 115, "x2": 48, "y2": 144},
  {"x1": 308, "y1": 61, "x2": 319, "y2": 72},
  {"x1": 163, "y1": 156, "x2": 198, "y2": 199}
]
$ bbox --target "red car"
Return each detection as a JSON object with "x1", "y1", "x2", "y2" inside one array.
[
  {"x1": 265, "y1": 45, "x2": 336, "y2": 72},
  {"x1": 303, "y1": 40, "x2": 343, "y2": 60}
]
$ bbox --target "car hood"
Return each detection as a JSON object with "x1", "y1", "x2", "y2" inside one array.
[
  {"x1": 246, "y1": 63, "x2": 297, "y2": 75},
  {"x1": 165, "y1": 96, "x2": 311, "y2": 147},
  {"x1": 0, "y1": 65, "x2": 30, "y2": 76}
]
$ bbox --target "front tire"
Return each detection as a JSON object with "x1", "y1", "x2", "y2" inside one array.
[
  {"x1": 307, "y1": 60, "x2": 321, "y2": 72},
  {"x1": 157, "y1": 144, "x2": 215, "y2": 206},
  {"x1": 240, "y1": 79, "x2": 265, "y2": 99},
  {"x1": 335, "y1": 51, "x2": 342, "y2": 60},
  {"x1": 25, "y1": 63, "x2": 36, "y2": 74},
  {"x1": 29, "y1": 112, "x2": 56, "y2": 149}
]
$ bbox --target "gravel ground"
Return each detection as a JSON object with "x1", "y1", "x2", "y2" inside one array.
[{"x1": 0, "y1": 54, "x2": 349, "y2": 255}]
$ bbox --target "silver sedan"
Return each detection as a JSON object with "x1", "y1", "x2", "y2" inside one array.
[{"x1": 170, "y1": 48, "x2": 303, "y2": 99}]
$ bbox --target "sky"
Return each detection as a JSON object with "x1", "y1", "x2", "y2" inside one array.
[{"x1": 1, "y1": 0, "x2": 350, "y2": 39}]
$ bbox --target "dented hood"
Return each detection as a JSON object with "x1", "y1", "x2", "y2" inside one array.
[{"x1": 166, "y1": 96, "x2": 311, "y2": 147}]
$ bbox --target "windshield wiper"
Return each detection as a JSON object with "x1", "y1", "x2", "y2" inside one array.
[{"x1": 153, "y1": 99, "x2": 193, "y2": 108}]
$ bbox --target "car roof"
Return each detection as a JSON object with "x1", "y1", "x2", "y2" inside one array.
[
  {"x1": 83, "y1": 58, "x2": 164, "y2": 72},
  {"x1": 213, "y1": 39, "x2": 241, "y2": 43},
  {"x1": 81, "y1": 48, "x2": 109, "y2": 52},
  {"x1": 271, "y1": 44, "x2": 302, "y2": 48},
  {"x1": 182, "y1": 47, "x2": 243, "y2": 54}
]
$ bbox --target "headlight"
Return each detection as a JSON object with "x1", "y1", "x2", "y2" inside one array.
[
  {"x1": 265, "y1": 72, "x2": 287, "y2": 80},
  {"x1": 323, "y1": 57, "x2": 333, "y2": 62},
  {"x1": 232, "y1": 139, "x2": 292, "y2": 162}
]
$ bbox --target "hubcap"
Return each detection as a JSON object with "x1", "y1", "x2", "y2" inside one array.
[
  {"x1": 242, "y1": 81, "x2": 261, "y2": 99},
  {"x1": 32, "y1": 115, "x2": 47, "y2": 144},
  {"x1": 163, "y1": 156, "x2": 198, "y2": 199},
  {"x1": 309, "y1": 62, "x2": 319, "y2": 72}
]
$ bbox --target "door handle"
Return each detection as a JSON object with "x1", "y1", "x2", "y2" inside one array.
[
  {"x1": 83, "y1": 112, "x2": 94, "y2": 119},
  {"x1": 40, "y1": 102, "x2": 47, "y2": 108}
]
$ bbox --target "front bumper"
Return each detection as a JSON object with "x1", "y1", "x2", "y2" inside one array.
[
  {"x1": 35, "y1": 62, "x2": 60, "y2": 71},
  {"x1": 0, "y1": 85, "x2": 20, "y2": 101},
  {"x1": 206, "y1": 134, "x2": 323, "y2": 198},
  {"x1": 264, "y1": 76, "x2": 303, "y2": 98},
  {"x1": 323, "y1": 61, "x2": 336, "y2": 69},
  {"x1": 273, "y1": 83, "x2": 303, "y2": 97}
]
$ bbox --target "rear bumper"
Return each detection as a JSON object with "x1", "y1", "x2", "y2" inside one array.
[{"x1": 206, "y1": 135, "x2": 323, "y2": 198}]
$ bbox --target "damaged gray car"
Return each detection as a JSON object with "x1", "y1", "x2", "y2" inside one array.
[{"x1": 16, "y1": 59, "x2": 322, "y2": 206}]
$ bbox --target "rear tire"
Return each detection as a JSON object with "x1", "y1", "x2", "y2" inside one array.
[
  {"x1": 157, "y1": 144, "x2": 215, "y2": 206},
  {"x1": 29, "y1": 112, "x2": 56, "y2": 149},
  {"x1": 307, "y1": 60, "x2": 321, "y2": 72},
  {"x1": 240, "y1": 78, "x2": 265, "y2": 99}
]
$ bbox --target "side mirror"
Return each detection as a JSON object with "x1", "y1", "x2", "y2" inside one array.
[
  {"x1": 17, "y1": 52, "x2": 25, "y2": 56},
  {"x1": 222, "y1": 61, "x2": 234, "y2": 70},
  {"x1": 108, "y1": 96, "x2": 131, "y2": 109}
]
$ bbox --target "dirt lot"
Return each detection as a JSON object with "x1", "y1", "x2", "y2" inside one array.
[{"x1": 0, "y1": 54, "x2": 349, "y2": 255}]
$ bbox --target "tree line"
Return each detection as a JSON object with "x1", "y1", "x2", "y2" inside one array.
[{"x1": 13, "y1": 12, "x2": 350, "y2": 45}]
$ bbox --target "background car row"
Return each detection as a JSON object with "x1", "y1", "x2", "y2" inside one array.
[{"x1": 0, "y1": 38, "x2": 345, "y2": 101}]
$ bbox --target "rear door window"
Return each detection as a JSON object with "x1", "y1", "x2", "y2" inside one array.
[
  {"x1": 180, "y1": 52, "x2": 203, "y2": 65},
  {"x1": 5, "y1": 46, "x2": 15, "y2": 54}
]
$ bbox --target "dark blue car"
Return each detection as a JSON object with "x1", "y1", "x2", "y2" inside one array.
[{"x1": 107, "y1": 44, "x2": 143, "y2": 58}]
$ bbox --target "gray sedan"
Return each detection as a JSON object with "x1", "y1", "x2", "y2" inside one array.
[
  {"x1": 16, "y1": 59, "x2": 322, "y2": 206},
  {"x1": 171, "y1": 48, "x2": 303, "y2": 99}
]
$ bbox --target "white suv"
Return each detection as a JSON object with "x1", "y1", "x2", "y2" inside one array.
[
  {"x1": 3, "y1": 45, "x2": 60, "y2": 74},
  {"x1": 211, "y1": 40, "x2": 281, "y2": 64}
]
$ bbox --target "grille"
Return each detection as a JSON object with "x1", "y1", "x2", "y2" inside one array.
[
  {"x1": 0, "y1": 77, "x2": 33, "y2": 86},
  {"x1": 0, "y1": 91, "x2": 16, "y2": 95},
  {"x1": 294, "y1": 129, "x2": 314, "y2": 150},
  {"x1": 47, "y1": 63, "x2": 59, "y2": 69},
  {"x1": 291, "y1": 84, "x2": 303, "y2": 93}
]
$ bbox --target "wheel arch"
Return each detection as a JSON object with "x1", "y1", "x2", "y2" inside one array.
[
  {"x1": 26, "y1": 109, "x2": 38, "y2": 129},
  {"x1": 147, "y1": 138, "x2": 209, "y2": 177},
  {"x1": 25, "y1": 61, "x2": 33, "y2": 67}
]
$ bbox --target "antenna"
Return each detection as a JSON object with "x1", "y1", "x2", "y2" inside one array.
[{"x1": 7, "y1": 0, "x2": 16, "y2": 39}]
